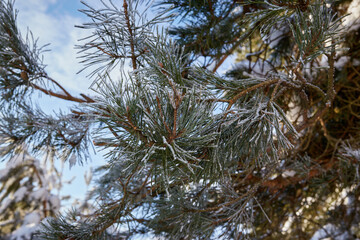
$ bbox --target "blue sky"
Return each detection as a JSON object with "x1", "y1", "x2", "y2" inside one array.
[{"x1": 12, "y1": 0, "x2": 107, "y2": 206}]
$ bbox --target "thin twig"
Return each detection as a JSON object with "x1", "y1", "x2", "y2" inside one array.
[{"x1": 123, "y1": 0, "x2": 137, "y2": 71}]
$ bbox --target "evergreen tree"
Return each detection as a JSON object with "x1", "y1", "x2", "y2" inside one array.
[
  {"x1": 0, "y1": 147, "x2": 62, "y2": 239},
  {"x1": 1, "y1": 0, "x2": 360, "y2": 239}
]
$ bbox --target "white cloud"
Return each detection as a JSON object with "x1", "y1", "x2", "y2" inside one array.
[
  {"x1": 16, "y1": 0, "x2": 57, "y2": 12},
  {"x1": 14, "y1": 0, "x2": 156, "y2": 95},
  {"x1": 15, "y1": 0, "x2": 94, "y2": 94}
]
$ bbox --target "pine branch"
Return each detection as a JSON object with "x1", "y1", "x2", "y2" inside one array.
[{"x1": 123, "y1": 0, "x2": 137, "y2": 70}]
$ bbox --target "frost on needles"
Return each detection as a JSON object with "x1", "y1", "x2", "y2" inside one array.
[{"x1": 1, "y1": 0, "x2": 360, "y2": 239}]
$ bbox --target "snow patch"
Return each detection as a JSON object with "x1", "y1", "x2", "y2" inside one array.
[
  {"x1": 311, "y1": 224, "x2": 350, "y2": 240},
  {"x1": 343, "y1": 0, "x2": 360, "y2": 31},
  {"x1": 69, "y1": 153, "x2": 77, "y2": 169},
  {"x1": 10, "y1": 212, "x2": 41, "y2": 240},
  {"x1": 0, "y1": 198, "x2": 12, "y2": 214},
  {"x1": 0, "y1": 168, "x2": 9, "y2": 179},
  {"x1": 334, "y1": 56, "x2": 350, "y2": 70},
  {"x1": 282, "y1": 170, "x2": 296, "y2": 178},
  {"x1": 48, "y1": 195, "x2": 61, "y2": 212},
  {"x1": 10, "y1": 224, "x2": 38, "y2": 240},
  {"x1": 31, "y1": 187, "x2": 48, "y2": 201},
  {"x1": 23, "y1": 212, "x2": 41, "y2": 225},
  {"x1": 353, "y1": 59, "x2": 360, "y2": 66},
  {"x1": 13, "y1": 186, "x2": 28, "y2": 201}
]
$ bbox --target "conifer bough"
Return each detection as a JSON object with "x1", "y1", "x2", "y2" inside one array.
[{"x1": 1, "y1": 0, "x2": 360, "y2": 239}]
